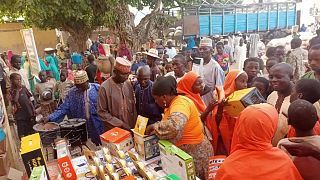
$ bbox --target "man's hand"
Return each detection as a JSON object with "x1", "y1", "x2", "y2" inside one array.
[{"x1": 40, "y1": 117, "x2": 49, "y2": 124}]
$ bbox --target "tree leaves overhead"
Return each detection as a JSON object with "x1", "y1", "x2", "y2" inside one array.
[{"x1": 0, "y1": 0, "x2": 240, "y2": 51}]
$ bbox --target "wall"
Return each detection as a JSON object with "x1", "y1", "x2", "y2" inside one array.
[{"x1": 0, "y1": 23, "x2": 57, "y2": 58}]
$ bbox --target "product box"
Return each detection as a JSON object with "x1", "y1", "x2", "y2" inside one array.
[
  {"x1": 159, "y1": 140, "x2": 196, "y2": 180},
  {"x1": 0, "y1": 152, "x2": 10, "y2": 176},
  {"x1": 134, "y1": 115, "x2": 149, "y2": 135},
  {"x1": 71, "y1": 156, "x2": 94, "y2": 179},
  {"x1": 158, "y1": 174, "x2": 180, "y2": 180},
  {"x1": 207, "y1": 155, "x2": 226, "y2": 180},
  {"x1": 20, "y1": 133, "x2": 48, "y2": 178},
  {"x1": 57, "y1": 156, "x2": 77, "y2": 180},
  {"x1": 46, "y1": 161, "x2": 63, "y2": 180},
  {"x1": 132, "y1": 116, "x2": 160, "y2": 161},
  {"x1": 29, "y1": 166, "x2": 48, "y2": 180},
  {"x1": 100, "y1": 127, "x2": 134, "y2": 154},
  {"x1": 224, "y1": 87, "x2": 266, "y2": 117},
  {"x1": 55, "y1": 138, "x2": 77, "y2": 179},
  {"x1": 133, "y1": 132, "x2": 160, "y2": 161}
]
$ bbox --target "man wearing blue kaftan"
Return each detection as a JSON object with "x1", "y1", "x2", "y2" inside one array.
[{"x1": 48, "y1": 83, "x2": 104, "y2": 145}]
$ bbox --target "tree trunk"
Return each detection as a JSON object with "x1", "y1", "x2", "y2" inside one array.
[
  {"x1": 67, "y1": 29, "x2": 91, "y2": 53},
  {"x1": 107, "y1": 0, "x2": 176, "y2": 52}
]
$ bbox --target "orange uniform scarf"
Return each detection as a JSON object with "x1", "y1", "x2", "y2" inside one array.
[
  {"x1": 177, "y1": 71, "x2": 206, "y2": 112},
  {"x1": 216, "y1": 104, "x2": 302, "y2": 180}
]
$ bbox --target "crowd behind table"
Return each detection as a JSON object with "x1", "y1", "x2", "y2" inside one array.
[{"x1": 1, "y1": 29, "x2": 320, "y2": 179}]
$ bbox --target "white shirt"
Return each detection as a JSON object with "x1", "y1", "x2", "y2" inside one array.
[
  {"x1": 165, "y1": 47, "x2": 177, "y2": 58},
  {"x1": 86, "y1": 38, "x2": 93, "y2": 50},
  {"x1": 165, "y1": 71, "x2": 184, "y2": 82},
  {"x1": 234, "y1": 45, "x2": 247, "y2": 70},
  {"x1": 192, "y1": 59, "x2": 225, "y2": 106}
]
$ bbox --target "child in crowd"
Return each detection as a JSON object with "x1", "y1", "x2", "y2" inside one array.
[
  {"x1": 265, "y1": 57, "x2": 282, "y2": 79},
  {"x1": 46, "y1": 70, "x2": 57, "y2": 87},
  {"x1": 214, "y1": 42, "x2": 230, "y2": 74},
  {"x1": 35, "y1": 71, "x2": 55, "y2": 103},
  {"x1": 9, "y1": 73, "x2": 35, "y2": 138},
  {"x1": 54, "y1": 69, "x2": 74, "y2": 104},
  {"x1": 278, "y1": 99, "x2": 320, "y2": 179},
  {"x1": 267, "y1": 63, "x2": 294, "y2": 146},
  {"x1": 60, "y1": 62, "x2": 74, "y2": 81},
  {"x1": 164, "y1": 61, "x2": 173, "y2": 74},
  {"x1": 85, "y1": 54, "x2": 97, "y2": 83},
  {"x1": 287, "y1": 79, "x2": 320, "y2": 137},
  {"x1": 243, "y1": 57, "x2": 260, "y2": 87},
  {"x1": 252, "y1": 77, "x2": 270, "y2": 99}
]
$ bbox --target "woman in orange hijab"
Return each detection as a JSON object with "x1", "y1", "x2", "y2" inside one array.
[
  {"x1": 207, "y1": 69, "x2": 248, "y2": 155},
  {"x1": 215, "y1": 104, "x2": 302, "y2": 180},
  {"x1": 177, "y1": 71, "x2": 217, "y2": 121},
  {"x1": 177, "y1": 71, "x2": 206, "y2": 112}
]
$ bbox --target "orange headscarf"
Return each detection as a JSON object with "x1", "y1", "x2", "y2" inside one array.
[
  {"x1": 206, "y1": 70, "x2": 246, "y2": 154},
  {"x1": 216, "y1": 104, "x2": 302, "y2": 180},
  {"x1": 177, "y1": 71, "x2": 206, "y2": 112},
  {"x1": 224, "y1": 69, "x2": 245, "y2": 97}
]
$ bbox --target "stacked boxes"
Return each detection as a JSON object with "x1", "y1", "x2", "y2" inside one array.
[
  {"x1": 133, "y1": 115, "x2": 160, "y2": 161},
  {"x1": 100, "y1": 127, "x2": 134, "y2": 155},
  {"x1": 20, "y1": 133, "x2": 48, "y2": 178},
  {"x1": 133, "y1": 132, "x2": 160, "y2": 161}
]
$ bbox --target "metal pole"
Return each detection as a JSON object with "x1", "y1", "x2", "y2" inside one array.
[
  {"x1": 286, "y1": 3, "x2": 289, "y2": 28},
  {"x1": 222, "y1": 8, "x2": 225, "y2": 35},
  {"x1": 209, "y1": 7, "x2": 212, "y2": 36},
  {"x1": 267, "y1": 4, "x2": 270, "y2": 30},
  {"x1": 235, "y1": 7, "x2": 237, "y2": 33},
  {"x1": 257, "y1": 6, "x2": 260, "y2": 32},
  {"x1": 246, "y1": 7, "x2": 249, "y2": 33},
  {"x1": 277, "y1": 3, "x2": 280, "y2": 28}
]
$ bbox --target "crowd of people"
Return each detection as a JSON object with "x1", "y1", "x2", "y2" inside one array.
[{"x1": 0, "y1": 28, "x2": 320, "y2": 179}]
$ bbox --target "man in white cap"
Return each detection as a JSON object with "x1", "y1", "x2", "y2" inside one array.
[
  {"x1": 46, "y1": 70, "x2": 104, "y2": 145},
  {"x1": 193, "y1": 37, "x2": 225, "y2": 106},
  {"x1": 97, "y1": 57, "x2": 137, "y2": 131},
  {"x1": 143, "y1": 49, "x2": 161, "y2": 81}
]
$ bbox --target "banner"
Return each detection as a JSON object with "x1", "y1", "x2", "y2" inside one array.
[{"x1": 20, "y1": 28, "x2": 41, "y2": 77}]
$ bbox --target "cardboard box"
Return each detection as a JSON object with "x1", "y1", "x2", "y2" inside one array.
[
  {"x1": 133, "y1": 132, "x2": 160, "y2": 161},
  {"x1": 46, "y1": 161, "x2": 63, "y2": 180},
  {"x1": 29, "y1": 166, "x2": 48, "y2": 180},
  {"x1": 71, "y1": 156, "x2": 95, "y2": 179},
  {"x1": 0, "y1": 152, "x2": 10, "y2": 176},
  {"x1": 7, "y1": 168, "x2": 24, "y2": 180},
  {"x1": 158, "y1": 174, "x2": 181, "y2": 180},
  {"x1": 207, "y1": 155, "x2": 226, "y2": 180},
  {"x1": 20, "y1": 133, "x2": 48, "y2": 178},
  {"x1": 58, "y1": 156, "x2": 77, "y2": 180},
  {"x1": 134, "y1": 115, "x2": 149, "y2": 135},
  {"x1": 100, "y1": 127, "x2": 134, "y2": 154},
  {"x1": 159, "y1": 140, "x2": 196, "y2": 180},
  {"x1": 224, "y1": 87, "x2": 266, "y2": 117}
]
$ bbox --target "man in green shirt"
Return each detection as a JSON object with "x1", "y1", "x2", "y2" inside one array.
[{"x1": 301, "y1": 44, "x2": 320, "y2": 81}]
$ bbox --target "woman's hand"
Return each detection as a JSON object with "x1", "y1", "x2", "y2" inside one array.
[
  {"x1": 145, "y1": 124, "x2": 155, "y2": 135},
  {"x1": 207, "y1": 99, "x2": 219, "y2": 111}
]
